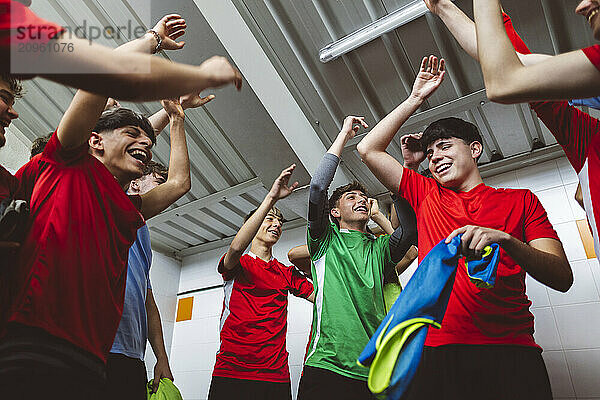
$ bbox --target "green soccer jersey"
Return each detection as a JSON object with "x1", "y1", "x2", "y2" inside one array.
[{"x1": 305, "y1": 222, "x2": 395, "y2": 380}]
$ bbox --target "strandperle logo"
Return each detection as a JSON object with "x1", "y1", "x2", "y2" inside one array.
[{"x1": 15, "y1": 20, "x2": 148, "y2": 44}]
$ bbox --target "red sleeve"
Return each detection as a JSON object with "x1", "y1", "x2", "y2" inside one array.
[
  {"x1": 502, "y1": 12, "x2": 531, "y2": 55},
  {"x1": 582, "y1": 45, "x2": 600, "y2": 72},
  {"x1": 529, "y1": 101, "x2": 598, "y2": 173},
  {"x1": 286, "y1": 266, "x2": 314, "y2": 299},
  {"x1": 398, "y1": 168, "x2": 437, "y2": 211},
  {"x1": 0, "y1": 0, "x2": 64, "y2": 47},
  {"x1": 42, "y1": 130, "x2": 89, "y2": 166},
  {"x1": 522, "y1": 190, "x2": 560, "y2": 243},
  {"x1": 0, "y1": 164, "x2": 18, "y2": 202},
  {"x1": 218, "y1": 253, "x2": 242, "y2": 281},
  {"x1": 127, "y1": 194, "x2": 142, "y2": 212}
]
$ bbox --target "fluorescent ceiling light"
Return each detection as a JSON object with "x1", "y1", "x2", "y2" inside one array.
[{"x1": 319, "y1": 0, "x2": 436, "y2": 63}]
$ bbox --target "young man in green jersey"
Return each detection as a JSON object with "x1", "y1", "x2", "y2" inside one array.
[{"x1": 297, "y1": 116, "x2": 417, "y2": 400}]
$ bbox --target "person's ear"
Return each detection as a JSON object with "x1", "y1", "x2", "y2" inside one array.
[
  {"x1": 470, "y1": 141, "x2": 483, "y2": 160},
  {"x1": 89, "y1": 132, "x2": 104, "y2": 153},
  {"x1": 331, "y1": 208, "x2": 341, "y2": 219}
]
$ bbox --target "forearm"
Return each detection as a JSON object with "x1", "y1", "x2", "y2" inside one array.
[
  {"x1": 388, "y1": 195, "x2": 418, "y2": 263},
  {"x1": 372, "y1": 213, "x2": 394, "y2": 235},
  {"x1": 501, "y1": 236, "x2": 573, "y2": 292},
  {"x1": 44, "y1": 38, "x2": 215, "y2": 101},
  {"x1": 474, "y1": 0, "x2": 523, "y2": 97},
  {"x1": 228, "y1": 194, "x2": 277, "y2": 257},
  {"x1": 147, "y1": 294, "x2": 169, "y2": 362},
  {"x1": 148, "y1": 110, "x2": 170, "y2": 137},
  {"x1": 308, "y1": 153, "x2": 339, "y2": 237},
  {"x1": 435, "y1": 1, "x2": 478, "y2": 60},
  {"x1": 165, "y1": 117, "x2": 190, "y2": 192}
]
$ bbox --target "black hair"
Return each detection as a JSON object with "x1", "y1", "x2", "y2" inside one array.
[
  {"x1": 244, "y1": 207, "x2": 285, "y2": 223},
  {"x1": 142, "y1": 160, "x2": 168, "y2": 182},
  {"x1": 93, "y1": 107, "x2": 155, "y2": 145},
  {"x1": 0, "y1": 73, "x2": 23, "y2": 98},
  {"x1": 30, "y1": 132, "x2": 53, "y2": 159},
  {"x1": 328, "y1": 181, "x2": 369, "y2": 227},
  {"x1": 421, "y1": 117, "x2": 483, "y2": 161}
]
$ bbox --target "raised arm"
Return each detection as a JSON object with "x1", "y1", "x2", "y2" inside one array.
[
  {"x1": 309, "y1": 116, "x2": 368, "y2": 239},
  {"x1": 474, "y1": 0, "x2": 600, "y2": 103},
  {"x1": 222, "y1": 165, "x2": 299, "y2": 272},
  {"x1": 148, "y1": 93, "x2": 215, "y2": 136},
  {"x1": 140, "y1": 99, "x2": 190, "y2": 219},
  {"x1": 368, "y1": 198, "x2": 394, "y2": 234},
  {"x1": 57, "y1": 15, "x2": 191, "y2": 149},
  {"x1": 357, "y1": 56, "x2": 445, "y2": 193}
]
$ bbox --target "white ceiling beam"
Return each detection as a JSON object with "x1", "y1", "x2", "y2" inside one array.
[{"x1": 191, "y1": 0, "x2": 351, "y2": 189}]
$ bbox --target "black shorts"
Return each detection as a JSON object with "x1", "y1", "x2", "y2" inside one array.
[
  {"x1": 296, "y1": 366, "x2": 376, "y2": 400},
  {"x1": 403, "y1": 344, "x2": 552, "y2": 400},
  {"x1": 105, "y1": 353, "x2": 148, "y2": 400},
  {"x1": 208, "y1": 375, "x2": 292, "y2": 400}
]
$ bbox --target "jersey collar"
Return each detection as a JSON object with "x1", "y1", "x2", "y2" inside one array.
[{"x1": 248, "y1": 251, "x2": 274, "y2": 263}]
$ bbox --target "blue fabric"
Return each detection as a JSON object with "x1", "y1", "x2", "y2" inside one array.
[
  {"x1": 358, "y1": 235, "x2": 500, "y2": 399},
  {"x1": 569, "y1": 97, "x2": 600, "y2": 110},
  {"x1": 110, "y1": 224, "x2": 153, "y2": 360}
]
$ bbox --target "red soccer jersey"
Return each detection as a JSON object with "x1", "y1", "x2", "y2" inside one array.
[
  {"x1": 398, "y1": 169, "x2": 559, "y2": 348},
  {"x1": 530, "y1": 101, "x2": 600, "y2": 263},
  {"x1": 214, "y1": 252, "x2": 314, "y2": 383},
  {"x1": 582, "y1": 45, "x2": 600, "y2": 70},
  {"x1": 4, "y1": 131, "x2": 144, "y2": 363},
  {"x1": 0, "y1": 164, "x2": 18, "y2": 202}
]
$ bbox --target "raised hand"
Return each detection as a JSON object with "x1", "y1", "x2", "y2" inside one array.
[
  {"x1": 422, "y1": 0, "x2": 450, "y2": 14},
  {"x1": 411, "y1": 55, "x2": 446, "y2": 101},
  {"x1": 104, "y1": 98, "x2": 121, "y2": 111},
  {"x1": 368, "y1": 198, "x2": 381, "y2": 219},
  {"x1": 152, "y1": 14, "x2": 187, "y2": 51},
  {"x1": 340, "y1": 115, "x2": 369, "y2": 139},
  {"x1": 198, "y1": 56, "x2": 243, "y2": 91},
  {"x1": 268, "y1": 164, "x2": 299, "y2": 201},
  {"x1": 180, "y1": 93, "x2": 215, "y2": 110},
  {"x1": 160, "y1": 98, "x2": 185, "y2": 120},
  {"x1": 400, "y1": 132, "x2": 425, "y2": 169}
]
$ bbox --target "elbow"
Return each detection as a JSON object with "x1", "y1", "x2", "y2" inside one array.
[
  {"x1": 484, "y1": 78, "x2": 522, "y2": 105},
  {"x1": 556, "y1": 267, "x2": 574, "y2": 293},
  {"x1": 356, "y1": 140, "x2": 370, "y2": 160}
]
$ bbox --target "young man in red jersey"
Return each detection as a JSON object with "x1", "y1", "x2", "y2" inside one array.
[
  {"x1": 208, "y1": 165, "x2": 315, "y2": 400},
  {"x1": 0, "y1": 15, "x2": 239, "y2": 400},
  {"x1": 0, "y1": 0, "x2": 242, "y2": 100},
  {"x1": 356, "y1": 55, "x2": 572, "y2": 399},
  {"x1": 423, "y1": 0, "x2": 600, "y2": 289}
]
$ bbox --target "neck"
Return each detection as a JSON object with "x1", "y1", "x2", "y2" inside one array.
[
  {"x1": 339, "y1": 220, "x2": 368, "y2": 233},
  {"x1": 249, "y1": 240, "x2": 273, "y2": 262},
  {"x1": 455, "y1": 170, "x2": 484, "y2": 192}
]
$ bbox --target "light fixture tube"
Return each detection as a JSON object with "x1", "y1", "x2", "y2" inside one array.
[{"x1": 319, "y1": 0, "x2": 432, "y2": 63}]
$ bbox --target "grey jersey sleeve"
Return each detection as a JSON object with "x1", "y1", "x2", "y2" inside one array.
[{"x1": 308, "y1": 153, "x2": 339, "y2": 239}]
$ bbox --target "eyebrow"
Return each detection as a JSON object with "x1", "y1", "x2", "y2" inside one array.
[{"x1": 0, "y1": 89, "x2": 15, "y2": 104}]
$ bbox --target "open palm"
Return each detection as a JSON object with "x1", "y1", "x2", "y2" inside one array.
[{"x1": 411, "y1": 55, "x2": 446, "y2": 100}]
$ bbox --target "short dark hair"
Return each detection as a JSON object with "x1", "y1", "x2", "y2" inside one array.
[
  {"x1": 244, "y1": 206, "x2": 285, "y2": 223},
  {"x1": 0, "y1": 73, "x2": 23, "y2": 99},
  {"x1": 421, "y1": 117, "x2": 483, "y2": 160},
  {"x1": 30, "y1": 132, "x2": 53, "y2": 159},
  {"x1": 93, "y1": 107, "x2": 155, "y2": 145},
  {"x1": 328, "y1": 181, "x2": 369, "y2": 227},
  {"x1": 142, "y1": 160, "x2": 168, "y2": 182}
]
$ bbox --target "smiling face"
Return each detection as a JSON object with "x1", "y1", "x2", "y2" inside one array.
[
  {"x1": 0, "y1": 78, "x2": 20, "y2": 148},
  {"x1": 331, "y1": 190, "x2": 370, "y2": 229},
  {"x1": 89, "y1": 125, "x2": 153, "y2": 186},
  {"x1": 254, "y1": 210, "x2": 284, "y2": 246},
  {"x1": 128, "y1": 172, "x2": 166, "y2": 196},
  {"x1": 576, "y1": 0, "x2": 600, "y2": 40},
  {"x1": 426, "y1": 137, "x2": 482, "y2": 190}
]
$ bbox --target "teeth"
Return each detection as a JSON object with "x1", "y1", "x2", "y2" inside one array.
[
  {"x1": 436, "y1": 164, "x2": 451, "y2": 173},
  {"x1": 589, "y1": 9, "x2": 599, "y2": 22}
]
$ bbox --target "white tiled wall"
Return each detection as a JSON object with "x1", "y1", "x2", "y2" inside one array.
[
  {"x1": 484, "y1": 158, "x2": 600, "y2": 400},
  {"x1": 144, "y1": 251, "x2": 182, "y2": 379},
  {"x1": 170, "y1": 157, "x2": 600, "y2": 400}
]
